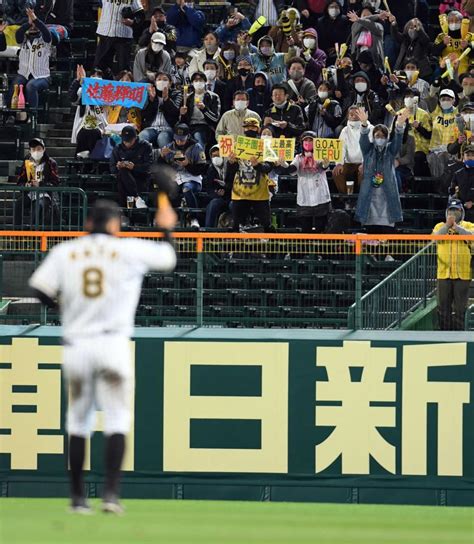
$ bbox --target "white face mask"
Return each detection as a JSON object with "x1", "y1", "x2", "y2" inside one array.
[
  {"x1": 261, "y1": 134, "x2": 272, "y2": 139},
  {"x1": 204, "y1": 69, "x2": 216, "y2": 81},
  {"x1": 355, "y1": 81, "x2": 368, "y2": 93},
  {"x1": 449, "y1": 22, "x2": 461, "y2": 31},
  {"x1": 318, "y1": 91, "x2": 329, "y2": 100},
  {"x1": 405, "y1": 70, "x2": 416, "y2": 81},
  {"x1": 440, "y1": 99, "x2": 454, "y2": 110},
  {"x1": 212, "y1": 156, "x2": 224, "y2": 167},
  {"x1": 234, "y1": 100, "x2": 248, "y2": 111},
  {"x1": 205, "y1": 43, "x2": 218, "y2": 53},
  {"x1": 31, "y1": 150, "x2": 44, "y2": 162},
  {"x1": 328, "y1": 8, "x2": 340, "y2": 18},
  {"x1": 193, "y1": 81, "x2": 206, "y2": 92},
  {"x1": 374, "y1": 137, "x2": 386, "y2": 147},
  {"x1": 152, "y1": 43, "x2": 164, "y2": 53},
  {"x1": 404, "y1": 97, "x2": 415, "y2": 108},
  {"x1": 348, "y1": 120, "x2": 361, "y2": 129},
  {"x1": 303, "y1": 38, "x2": 316, "y2": 49},
  {"x1": 156, "y1": 80, "x2": 169, "y2": 91}
]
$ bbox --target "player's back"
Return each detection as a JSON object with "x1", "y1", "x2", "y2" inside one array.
[{"x1": 29, "y1": 234, "x2": 176, "y2": 340}]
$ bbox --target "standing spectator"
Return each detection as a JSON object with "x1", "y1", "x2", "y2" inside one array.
[
  {"x1": 0, "y1": 20, "x2": 6, "y2": 52},
  {"x1": 391, "y1": 15, "x2": 432, "y2": 80},
  {"x1": 305, "y1": 81, "x2": 343, "y2": 138},
  {"x1": 224, "y1": 55, "x2": 255, "y2": 111},
  {"x1": 161, "y1": 123, "x2": 207, "y2": 227},
  {"x1": 299, "y1": 0, "x2": 327, "y2": 29},
  {"x1": 395, "y1": 120, "x2": 415, "y2": 192},
  {"x1": 300, "y1": 28, "x2": 326, "y2": 86},
  {"x1": 433, "y1": 199, "x2": 474, "y2": 330},
  {"x1": 433, "y1": 10, "x2": 473, "y2": 77},
  {"x1": 354, "y1": 107, "x2": 410, "y2": 233},
  {"x1": 450, "y1": 145, "x2": 474, "y2": 221},
  {"x1": 215, "y1": 6, "x2": 251, "y2": 43},
  {"x1": 341, "y1": 71, "x2": 384, "y2": 124},
  {"x1": 248, "y1": 72, "x2": 272, "y2": 119},
  {"x1": 247, "y1": 35, "x2": 296, "y2": 86},
  {"x1": 403, "y1": 58, "x2": 430, "y2": 109},
  {"x1": 347, "y1": 6, "x2": 385, "y2": 70},
  {"x1": 9, "y1": 8, "x2": 53, "y2": 109},
  {"x1": 216, "y1": 91, "x2": 261, "y2": 138},
  {"x1": 268, "y1": 8, "x2": 302, "y2": 54},
  {"x1": 133, "y1": 32, "x2": 172, "y2": 83},
  {"x1": 403, "y1": 88, "x2": 432, "y2": 177},
  {"x1": 263, "y1": 84, "x2": 305, "y2": 138},
  {"x1": 166, "y1": 0, "x2": 205, "y2": 52},
  {"x1": 189, "y1": 31, "x2": 220, "y2": 76},
  {"x1": 225, "y1": 117, "x2": 274, "y2": 231},
  {"x1": 203, "y1": 59, "x2": 226, "y2": 107},
  {"x1": 140, "y1": 73, "x2": 182, "y2": 148},
  {"x1": 286, "y1": 57, "x2": 317, "y2": 108},
  {"x1": 332, "y1": 106, "x2": 373, "y2": 193},
  {"x1": 138, "y1": 6, "x2": 177, "y2": 53},
  {"x1": 14, "y1": 138, "x2": 59, "y2": 227},
  {"x1": 316, "y1": 1, "x2": 351, "y2": 65},
  {"x1": 110, "y1": 126, "x2": 152, "y2": 209},
  {"x1": 179, "y1": 71, "x2": 221, "y2": 149},
  {"x1": 94, "y1": 0, "x2": 145, "y2": 75},
  {"x1": 248, "y1": 0, "x2": 285, "y2": 29},
  {"x1": 204, "y1": 145, "x2": 229, "y2": 227}
]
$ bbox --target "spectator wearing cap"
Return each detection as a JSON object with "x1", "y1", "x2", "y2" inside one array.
[
  {"x1": 245, "y1": 35, "x2": 297, "y2": 86},
  {"x1": 263, "y1": 84, "x2": 305, "y2": 138},
  {"x1": 300, "y1": 28, "x2": 327, "y2": 87},
  {"x1": 166, "y1": 0, "x2": 205, "y2": 52},
  {"x1": 347, "y1": 6, "x2": 385, "y2": 70},
  {"x1": 189, "y1": 31, "x2": 220, "y2": 77},
  {"x1": 215, "y1": 7, "x2": 251, "y2": 43},
  {"x1": 140, "y1": 72, "x2": 182, "y2": 148},
  {"x1": 286, "y1": 57, "x2": 317, "y2": 109},
  {"x1": 203, "y1": 144, "x2": 230, "y2": 227},
  {"x1": 179, "y1": 71, "x2": 220, "y2": 150},
  {"x1": 216, "y1": 90, "x2": 261, "y2": 138},
  {"x1": 110, "y1": 126, "x2": 153, "y2": 209},
  {"x1": 224, "y1": 55, "x2": 255, "y2": 111},
  {"x1": 14, "y1": 138, "x2": 59, "y2": 227},
  {"x1": 133, "y1": 32, "x2": 172, "y2": 83},
  {"x1": 138, "y1": 6, "x2": 177, "y2": 53},
  {"x1": 428, "y1": 89, "x2": 459, "y2": 182},
  {"x1": 203, "y1": 59, "x2": 227, "y2": 108},
  {"x1": 225, "y1": 117, "x2": 274, "y2": 232},
  {"x1": 450, "y1": 146, "x2": 474, "y2": 222},
  {"x1": 432, "y1": 198, "x2": 474, "y2": 330},
  {"x1": 161, "y1": 123, "x2": 207, "y2": 227},
  {"x1": 402, "y1": 88, "x2": 432, "y2": 177}
]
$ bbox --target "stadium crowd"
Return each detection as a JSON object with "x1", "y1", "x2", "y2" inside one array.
[{"x1": 1, "y1": 0, "x2": 474, "y2": 233}]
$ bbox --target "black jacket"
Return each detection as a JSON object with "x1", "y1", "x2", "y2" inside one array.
[
  {"x1": 392, "y1": 23, "x2": 432, "y2": 79},
  {"x1": 224, "y1": 74, "x2": 255, "y2": 112},
  {"x1": 306, "y1": 98, "x2": 343, "y2": 132},
  {"x1": 452, "y1": 166, "x2": 474, "y2": 221},
  {"x1": 138, "y1": 22, "x2": 177, "y2": 51},
  {"x1": 339, "y1": 72, "x2": 384, "y2": 125},
  {"x1": 36, "y1": 0, "x2": 74, "y2": 30},
  {"x1": 141, "y1": 88, "x2": 182, "y2": 130},
  {"x1": 110, "y1": 140, "x2": 153, "y2": 181},
  {"x1": 264, "y1": 102, "x2": 305, "y2": 138},
  {"x1": 203, "y1": 163, "x2": 227, "y2": 198},
  {"x1": 180, "y1": 90, "x2": 221, "y2": 127},
  {"x1": 0, "y1": 32, "x2": 6, "y2": 52},
  {"x1": 316, "y1": 13, "x2": 351, "y2": 58}
]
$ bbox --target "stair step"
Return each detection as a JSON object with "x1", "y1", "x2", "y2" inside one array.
[{"x1": 46, "y1": 146, "x2": 76, "y2": 158}]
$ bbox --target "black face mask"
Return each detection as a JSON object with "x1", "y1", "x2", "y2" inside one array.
[
  {"x1": 238, "y1": 68, "x2": 250, "y2": 77},
  {"x1": 254, "y1": 84, "x2": 266, "y2": 93},
  {"x1": 244, "y1": 130, "x2": 259, "y2": 138}
]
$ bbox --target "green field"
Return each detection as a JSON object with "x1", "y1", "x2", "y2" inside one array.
[{"x1": 0, "y1": 499, "x2": 472, "y2": 544}]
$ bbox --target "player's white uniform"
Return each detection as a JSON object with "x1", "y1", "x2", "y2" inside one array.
[
  {"x1": 97, "y1": 0, "x2": 143, "y2": 39},
  {"x1": 29, "y1": 234, "x2": 176, "y2": 437}
]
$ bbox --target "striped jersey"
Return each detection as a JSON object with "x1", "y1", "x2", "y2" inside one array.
[
  {"x1": 97, "y1": 0, "x2": 143, "y2": 39},
  {"x1": 29, "y1": 234, "x2": 176, "y2": 340},
  {"x1": 18, "y1": 38, "x2": 51, "y2": 79}
]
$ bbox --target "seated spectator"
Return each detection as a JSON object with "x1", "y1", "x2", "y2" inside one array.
[
  {"x1": 161, "y1": 123, "x2": 207, "y2": 227},
  {"x1": 166, "y1": 0, "x2": 205, "y2": 52},
  {"x1": 458, "y1": 73, "x2": 474, "y2": 110},
  {"x1": 403, "y1": 88, "x2": 432, "y2": 177},
  {"x1": 189, "y1": 31, "x2": 220, "y2": 76},
  {"x1": 140, "y1": 73, "x2": 182, "y2": 148},
  {"x1": 263, "y1": 84, "x2": 305, "y2": 138},
  {"x1": 300, "y1": 28, "x2": 326, "y2": 86},
  {"x1": 305, "y1": 81, "x2": 343, "y2": 138},
  {"x1": 450, "y1": 146, "x2": 474, "y2": 221},
  {"x1": 391, "y1": 15, "x2": 432, "y2": 80},
  {"x1": 110, "y1": 126, "x2": 152, "y2": 209},
  {"x1": 171, "y1": 51, "x2": 191, "y2": 89},
  {"x1": 69, "y1": 66, "x2": 108, "y2": 157},
  {"x1": 217, "y1": 42, "x2": 239, "y2": 81},
  {"x1": 203, "y1": 59, "x2": 226, "y2": 106},
  {"x1": 281, "y1": 130, "x2": 332, "y2": 232},
  {"x1": 223, "y1": 55, "x2": 255, "y2": 111},
  {"x1": 225, "y1": 117, "x2": 274, "y2": 232},
  {"x1": 355, "y1": 108, "x2": 410, "y2": 233},
  {"x1": 138, "y1": 6, "x2": 177, "y2": 53},
  {"x1": 341, "y1": 71, "x2": 384, "y2": 124},
  {"x1": 215, "y1": 7, "x2": 251, "y2": 44},
  {"x1": 433, "y1": 10, "x2": 472, "y2": 77},
  {"x1": 395, "y1": 120, "x2": 416, "y2": 192},
  {"x1": 247, "y1": 35, "x2": 296, "y2": 86},
  {"x1": 348, "y1": 6, "x2": 385, "y2": 70},
  {"x1": 179, "y1": 71, "x2": 220, "y2": 149},
  {"x1": 248, "y1": 72, "x2": 272, "y2": 119},
  {"x1": 332, "y1": 105, "x2": 373, "y2": 193},
  {"x1": 216, "y1": 90, "x2": 261, "y2": 138},
  {"x1": 204, "y1": 145, "x2": 229, "y2": 227},
  {"x1": 107, "y1": 71, "x2": 142, "y2": 131},
  {"x1": 316, "y1": 1, "x2": 351, "y2": 65},
  {"x1": 403, "y1": 58, "x2": 430, "y2": 109},
  {"x1": 8, "y1": 8, "x2": 54, "y2": 109},
  {"x1": 286, "y1": 57, "x2": 317, "y2": 109},
  {"x1": 448, "y1": 102, "x2": 474, "y2": 161},
  {"x1": 133, "y1": 32, "x2": 172, "y2": 83},
  {"x1": 15, "y1": 138, "x2": 59, "y2": 227}
]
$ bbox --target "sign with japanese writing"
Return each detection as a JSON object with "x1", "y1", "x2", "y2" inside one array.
[
  {"x1": 235, "y1": 136, "x2": 264, "y2": 160},
  {"x1": 217, "y1": 135, "x2": 235, "y2": 158},
  {"x1": 313, "y1": 138, "x2": 343, "y2": 163},
  {"x1": 82, "y1": 78, "x2": 149, "y2": 109},
  {"x1": 262, "y1": 137, "x2": 295, "y2": 162}
]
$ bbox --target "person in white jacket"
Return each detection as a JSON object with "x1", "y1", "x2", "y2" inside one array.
[
  {"x1": 332, "y1": 105, "x2": 373, "y2": 193},
  {"x1": 189, "y1": 31, "x2": 220, "y2": 77}
]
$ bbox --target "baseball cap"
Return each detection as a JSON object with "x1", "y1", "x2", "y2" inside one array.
[
  {"x1": 121, "y1": 125, "x2": 138, "y2": 142},
  {"x1": 440, "y1": 89, "x2": 455, "y2": 99},
  {"x1": 174, "y1": 123, "x2": 190, "y2": 138},
  {"x1": 464, "y1": 144, "x2": 474, "y2": 153},
  {"x1": 461, "y1": 102, "x2": 474, "y2": 112},
  {"x1": 151, "y1": 32, "x2": 166, "y2": 45},
  {"x1": 153, "y1": 6, "x2": 165, "y2": 14},
  {"x1": 243, "y1": 117, "x2": 261, "y2": 128},
  {"x1": 29, "y1": 138, "x2": 45, "y2": 149}
]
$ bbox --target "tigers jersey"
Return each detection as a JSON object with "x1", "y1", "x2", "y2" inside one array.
[
  {"x1": 29, "y1": 234, "x2": 176, "y2": 340},
  {"x1": 18, "y1": 38, "x2": 51, "y2": 79},
  {"x1": 97, "y1": 0, "x2": 143, "y2": 39}
]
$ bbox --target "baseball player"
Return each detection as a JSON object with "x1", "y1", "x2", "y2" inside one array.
[
  {"x1": 94, "y1": 0, "x2": 145, "y2": 74},
  {"x1": 29, "y1": 200, "x2": 177, "y2": 514}
]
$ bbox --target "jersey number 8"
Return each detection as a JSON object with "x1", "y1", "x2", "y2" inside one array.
[{"x1": 83, "y1": 267, "x2": 104, "y2": 298}]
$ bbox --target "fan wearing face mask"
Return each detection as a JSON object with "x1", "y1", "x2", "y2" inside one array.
[
  {"x1": 189, "y1": 31, "x2": 220, "y2": 77},
  {"x1": 344, "y1": 72, "x2": 384, "y2": 124},
  {"x1": 427, "y1": 88, "x2": 459, "y2": 180},
  {"x1": 401, "y1": 59, "x2": 429, "y2": 109},
  {"x1": 315, "y1": 1, "x2": 351, "y2": 65},
  {"x1": 446, "y1": 102, "x2": 474, "y2": 161},
  {"x1": 216, "y1": 90, "x2": 261, "y2": 138},
  {"x1": 138, "y1": 7, "x2": 177, "y2": 53},
  {"x1": 217, "y1": 42, "x2": 240, "y2": 81},
  {"x1": 286, "y1": 57, "x2": 317, "y2": 108},
  {"x1": 392, "y1": 17, "x2": 432, "y2": 80},
  {"x1": 458, "y1": 73, "x2": 474, "y2": 110},
  {"x1": 263, "y1": 83, "x2": 305, "y2": 138},
  {"x1": 224, "y1": 55, "x2": 255, "y2": 111},
  {"x1": 202, "y1": 59, "x2": 227, "y2": 107},
  {"x1": 299, "y1": 28, "x2": 327, "y2": 86},
  {"x1": 14, "y1": 138, "x2": 59, "y2": 228},
  {"x1": 203, "y1": 145, "x2": 230, "y2": 227},
  {"x1": 433, "y1": 10, "x2": 473, "y2": 76},
  {"x1": 133, "y1": 32, "x2": 172, "y2": 83},
  {"x1": 449, "y1": 146, "x2": 474, "y2": 223},
  {"x1": 305, "y1": 82, "x2": 343, "y2": 138},
  {"x1": 354, "y1": 107, "x2": 410, "y2": 233},
  {"x1": 246, "y1": 35, "x2": 297, "y2": 86}
]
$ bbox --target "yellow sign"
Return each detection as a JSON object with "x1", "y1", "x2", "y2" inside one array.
[
  {"x1": 313, "y1": 138, "x2": 343, "y2": 163},
  {"x1": 217, "y1": 135, "x2": 235, "y2": 158},
  {"x1": 262, "y1": 137, "x2": 296, "y2": 162},
  {"x1": 234, "y1": 136, "x2": 264, "y2": 160}
]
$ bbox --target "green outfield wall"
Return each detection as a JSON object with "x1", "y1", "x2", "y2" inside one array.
[{"x1": 0, "y1": 327, "x2": 473, "y2": 506}]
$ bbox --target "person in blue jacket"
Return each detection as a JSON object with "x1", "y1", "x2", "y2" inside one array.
[
  {"x1": 245, "y1": 35, "x2": 296, "y2": 86},
  {"x1": 215, "y1": 6, "x2": 251, "y2": 44},
  {"x1": 166, "y1": 0, "x2": 205, "y2": 51}
]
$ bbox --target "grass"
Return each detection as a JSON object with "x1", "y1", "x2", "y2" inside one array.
[{"x1": 0, "y1": 499, "x2": 472, "y2": 544}]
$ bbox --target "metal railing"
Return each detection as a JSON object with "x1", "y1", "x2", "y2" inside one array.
[{"x1": 0, "y1": 186, "x2": 88, "y2": 231}]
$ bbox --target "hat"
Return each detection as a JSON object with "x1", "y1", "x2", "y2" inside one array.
[
  {"x1": 461, "y1": 102, "x2": 474, "y2": 112},
  {"x1": 303, "y1": 27, "x2": 318, "y2": 38},
  {"x1": 121, "y1": 125, "x2": 137, "y2": 142},
  {"x1": 174, "y1": 123, "x2": 190, "y2": 137},
  {"x1": 236, "y1": 55, "x2": 252, "y2": 65},
  {"x1": 151, "y1": 32, "x2": 166, "y2": 44},
  {"x1": 464, "y1": 144, "x2": 474, "y2": 153},
  {"x1": 301, "y1": 130, "x2": 317, "y2": 140},
  {"x1": 440, "y1": 88, "x2": 455, "y2": 99},
  {"x1": 243, "y1": 117, "x2": 261, "y2": 128},
  {"x1": 152, "y1": 6, "x2": 165, "y2": 14},
  {"x1": 447, "y1": 199, "x2": 464, "y2": 211},
  {"x1": 29, "y1": 138, "x2": 45, "y2": 149}
]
